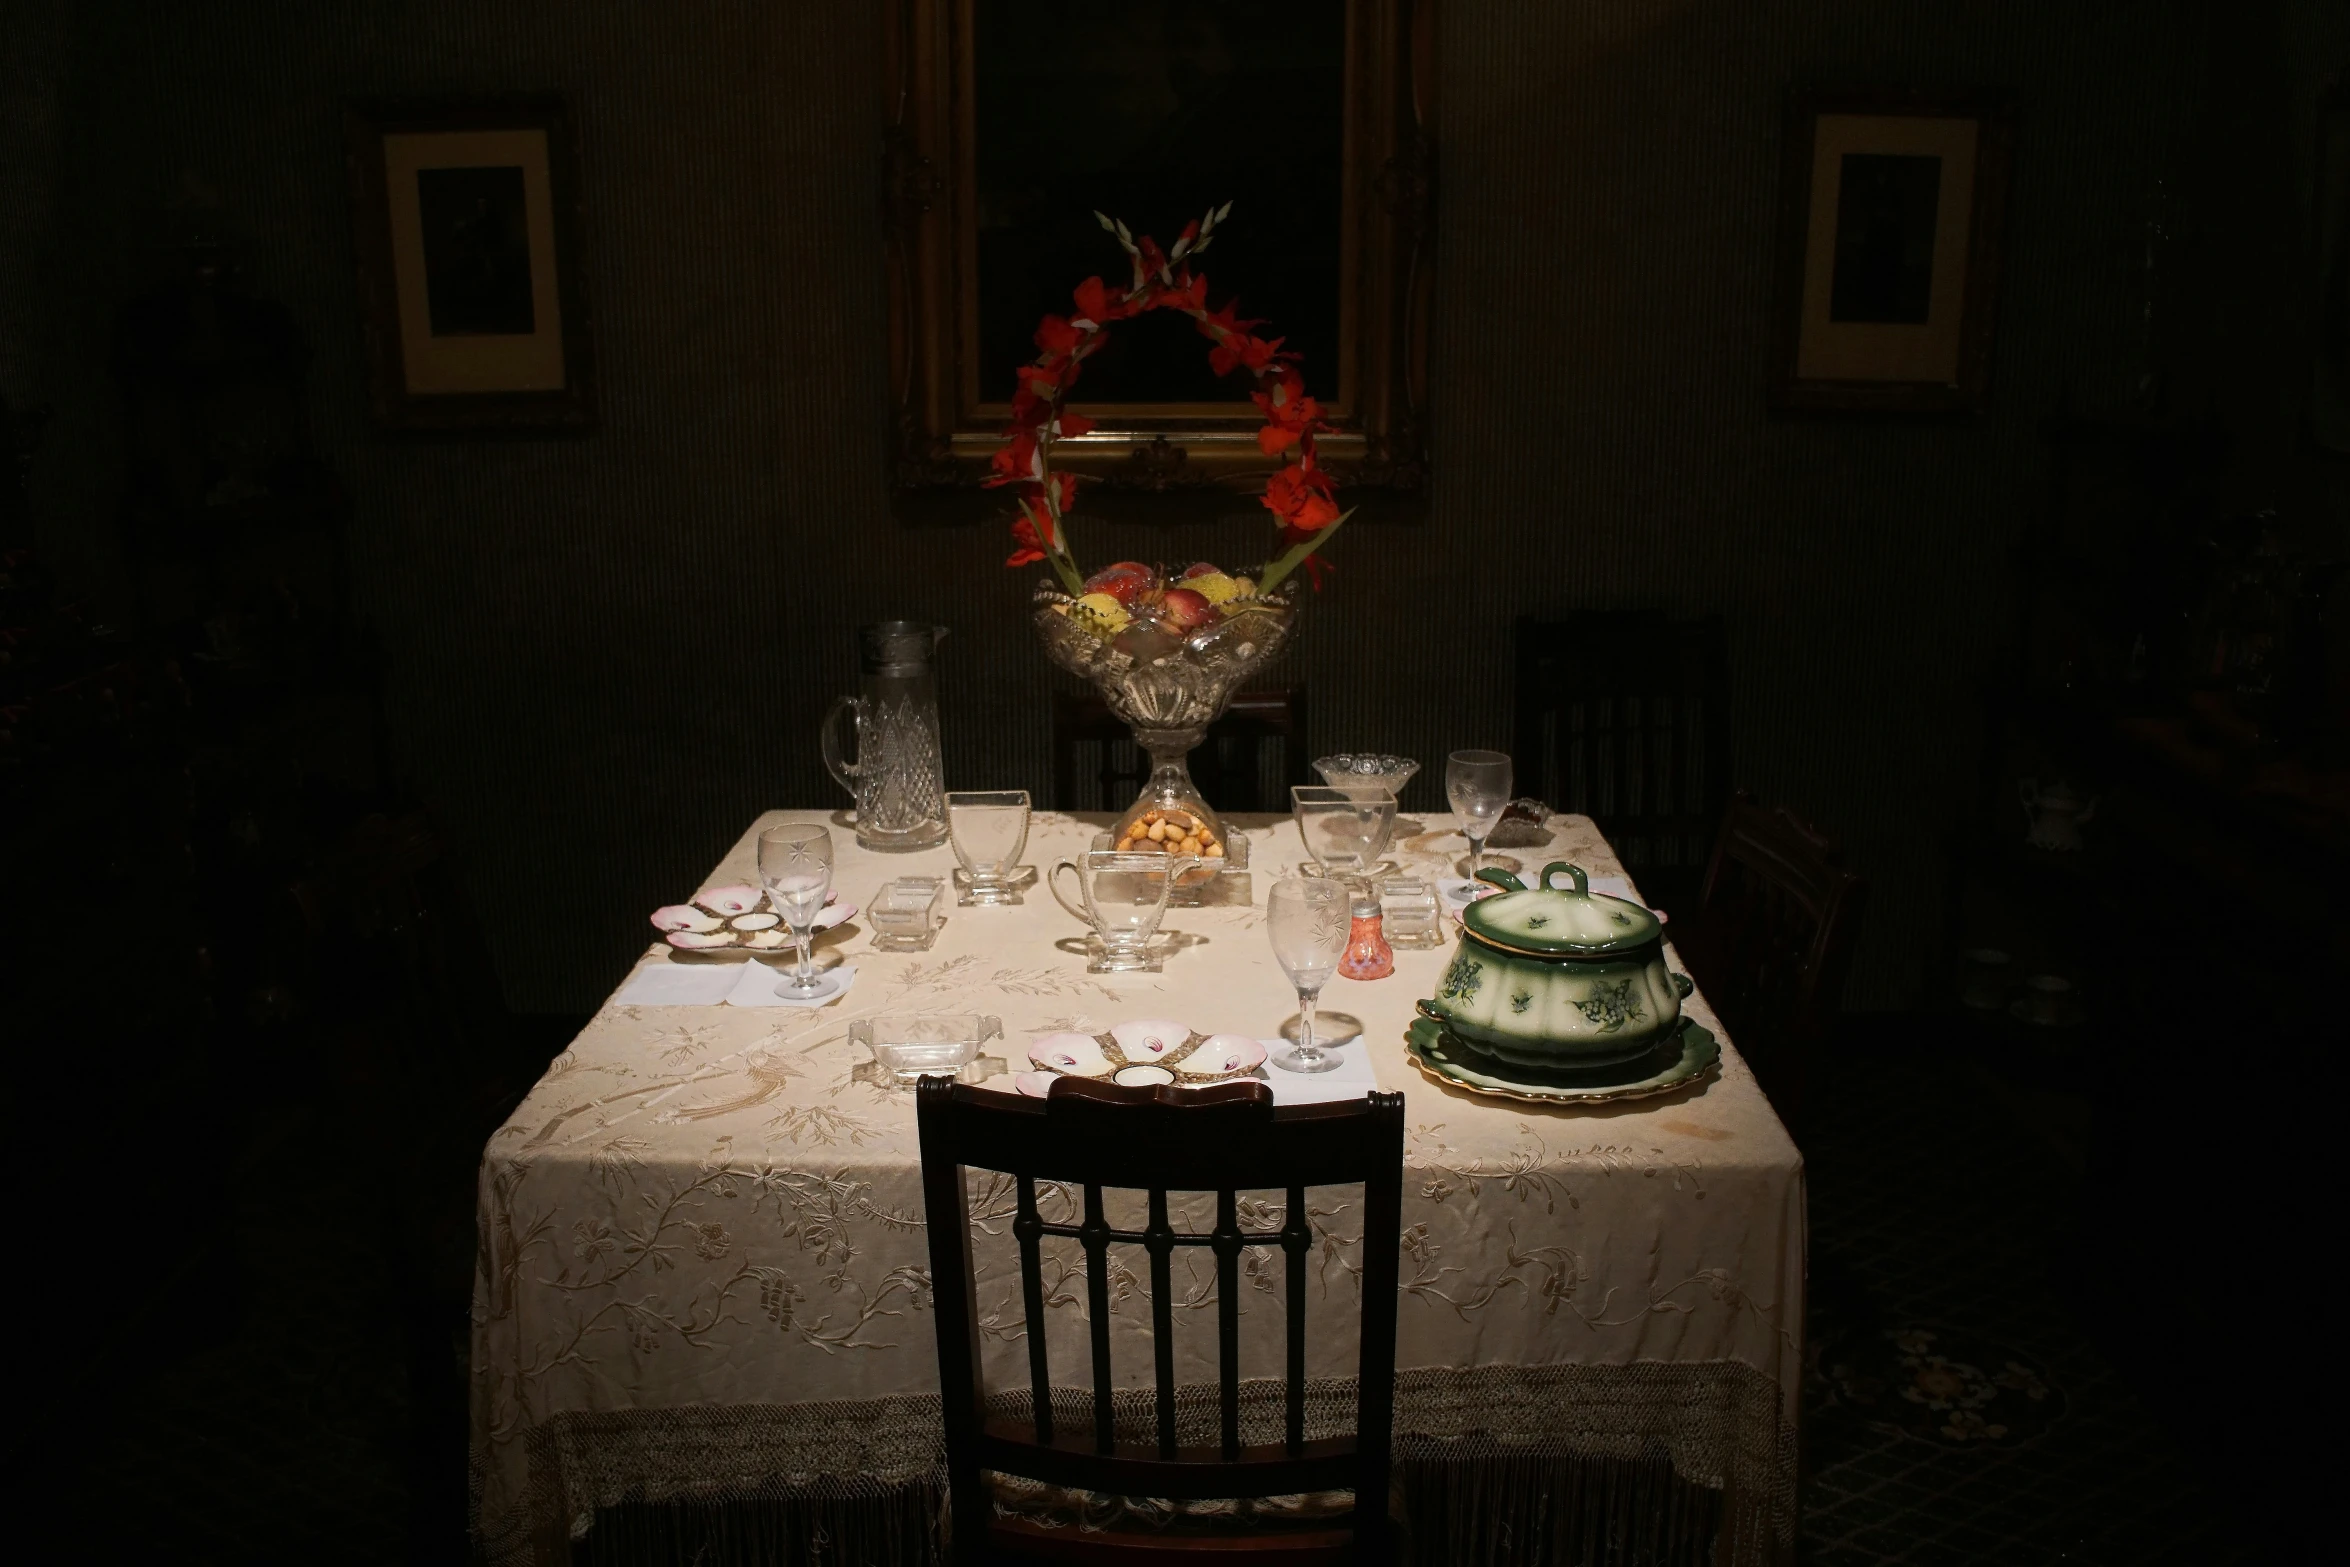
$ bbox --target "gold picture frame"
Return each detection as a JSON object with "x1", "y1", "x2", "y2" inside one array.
[
  {"x1": 1773, "y1": 89, "x2": 2014, "y2": 413},
  {"x1": 883, "y1": 0, "x2": 1434, "y2": 494},
  {"x1": 346, "y1": 97, "x2": 596, "y2": 433}
]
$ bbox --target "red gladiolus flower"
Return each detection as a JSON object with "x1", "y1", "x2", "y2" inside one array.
[
  {"x1": 1006, "y1": 508, "x2": 1050, "y2": 567},
  {"x1": 1034, "y1": 315, "x2": 1083, "y2": 357},
  {"x1": 1056, "y1": 412, "x2": 1095, "y2": 438},
  {"x1": 985, "y1": 429, "x2": 1040, "y2": 488},
  {"x1": 1072, "y1": 275, "x2": 1133, "y2": 327},
  {"x1": 1262, "y1": 462, "x2": 1340, "y2": 531}
]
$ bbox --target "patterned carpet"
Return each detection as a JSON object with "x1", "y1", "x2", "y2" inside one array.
[
  {"x1": 34, "y1": 1018, "x2": 2244, "y2": 1563},
  {"x1": 1797, "y1": 1040, "x2": 2236, "y2": 1566}
]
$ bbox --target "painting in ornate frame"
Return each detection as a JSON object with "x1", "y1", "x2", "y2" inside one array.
[
  {"x1": 345, "y1": 96, "x2": 596, "y2": 434},
  {"x1": 1772, "y1": 89, "x2": 2015, "y2": 414},
  {"x1": 883, "y1": 0, "x2": 1434, "y2": 495}
]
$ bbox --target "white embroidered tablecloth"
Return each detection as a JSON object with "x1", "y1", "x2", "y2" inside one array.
[{"x1": 471, "y1": 812, "x2": 1803, "y2": 1565}]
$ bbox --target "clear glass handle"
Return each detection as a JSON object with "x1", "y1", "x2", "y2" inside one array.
[
  {"x1": 820, "y1": 695, "x2": 863, "y2": 796},
  {"x1": 1048, "y1": 860, "x2": 1089, "y2": 923}
]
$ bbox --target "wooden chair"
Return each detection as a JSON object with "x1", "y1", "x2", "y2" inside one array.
[
  {"x1": 1673, "y1": 794, "x2": 1868, "y2": 1130},
  {"x1": 1052, "y1": 688, "x2": 1309, "y2": 815},
  {"x1": 1512, "y1": 613, "x2": 1730, "y2": 915},
  {"x1": 917, "y1": 1075, "x2": 1405, "y2": 1565}
]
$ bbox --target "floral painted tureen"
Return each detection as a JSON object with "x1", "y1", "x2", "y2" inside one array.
[{"x1": 1419, "y1": 862, "x2": 1694, "y2": 1070}]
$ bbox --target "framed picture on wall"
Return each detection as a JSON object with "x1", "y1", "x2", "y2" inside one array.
[
  {"x1": 346, "y1": 96, "x2": 596, "y2": 433},
  {"x1": 883, "y1": 0, "x2": 1434, "y2": 494},
  {"x1": 1772, "y1": 89, "x2": 2015, "y2": 413}
]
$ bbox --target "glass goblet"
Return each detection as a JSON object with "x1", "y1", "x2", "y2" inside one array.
[
  {"x1": 947, "y1": 790, "x2": 1030, "y2": 905},
  {"x1": 1445, "y1": 749, "x2": 1514, "y2": 879},
  {"x1": 757, "y1": 823, "x2": 841, "y2": 999},
  {"x1": 1267, "y1": 877, "x2": 1352, "y2": 1074}
]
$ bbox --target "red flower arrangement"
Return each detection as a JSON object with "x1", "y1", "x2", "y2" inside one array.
[{"x1": 989, "y1": 204, "x2": 1352, "y2": 597}]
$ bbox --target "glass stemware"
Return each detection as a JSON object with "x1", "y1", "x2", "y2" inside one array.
[
  {"x1": 1445, "y1": 749, "x2": 1514, "y2": 879},
  {"x1": 1291, "y1": 785, "x2": 1399, "y2": 880},
  {"x1": 1267, "y1": 877, "x2": 1351, "y2": 1074},
  {"x1": 757, "y1": 823, "x2": 841, "y2": 999},
  {"x1": 946, "y1": 790, "x2": 1030, "y2": 904}
]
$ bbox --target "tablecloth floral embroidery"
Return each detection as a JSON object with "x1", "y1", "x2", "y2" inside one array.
[{"x1": 471, "y1": 812, "x2": 1803, "y2": 1565}]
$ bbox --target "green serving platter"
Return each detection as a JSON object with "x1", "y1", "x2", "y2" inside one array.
[{"x1": 1405, "y1": 1013, "x2": 1720, "y2": 1107}]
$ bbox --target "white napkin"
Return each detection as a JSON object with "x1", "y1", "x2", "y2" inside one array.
[
  {"x1": 1260, "y1": 1037, "x2": 1381, "y2": 1105},
  {"x1": 614, "y1": 962, "x2": 739, "y2": 1006}
]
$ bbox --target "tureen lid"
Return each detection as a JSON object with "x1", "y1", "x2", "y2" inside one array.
[{"x1": 1461, "y1": 862, "x2": 1661, "y2": 956}]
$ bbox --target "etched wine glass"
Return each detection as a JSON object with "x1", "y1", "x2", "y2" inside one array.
[
  {"x1": 757, "y1": 823, "x2": 841, "y2": 999},
  {"x1": 1267, "y1": 877, "x2": 1351, "y2": 1074},
  {"x1": 1445, "y1": 749, "x2": 1513, "y2": 879}
]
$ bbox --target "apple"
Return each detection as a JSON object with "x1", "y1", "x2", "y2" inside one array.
[
  {"x1": 1182, "y1": 561, "x2": 1224, "y2": 580},
  {"x1": 1083, "y1": 561, "x2": 1158, "y2": 607},
  {"x1": 1157, "y1": 587, "x2": 1216, "y2": 631}
]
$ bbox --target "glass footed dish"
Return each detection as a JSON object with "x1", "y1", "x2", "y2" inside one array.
[
  {"x1": 1014, "y1": 1019, "x2": 1269, "y2": 1095},
  {"x1": 1034, "y1": 576, "x2": 1299, "y2": 893},
  {"x1": 1314, "y1": 753, "x2": 1421, "y2": 800}
]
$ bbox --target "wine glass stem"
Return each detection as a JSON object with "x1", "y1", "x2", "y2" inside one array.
[
  {"x1": 1297, "y1": 985, "x2": 1320, "y2": 1059},
  {"x1": 793, "y1": 927, "x2": 814, "y2": 988},
  {"x1": 1467, "y1": 833, "x2": 1484, "y2": 875}
]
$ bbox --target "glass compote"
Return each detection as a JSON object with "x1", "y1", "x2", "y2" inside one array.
[
  {"x1": 1267, "y1": 877, "x2": 1352, "y2": 1074},
  {"x1": 1446, "y1": 750, "x2": 1514, "y2": 879},
  {"x1": 757, "y1": 823, "x2": 842, "y2": 1000},
  {"x1": 1034, "y1": 576, "x2": 1299, "y2": 895}
]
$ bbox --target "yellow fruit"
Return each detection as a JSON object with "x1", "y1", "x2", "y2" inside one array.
[
  {"x1": 1069, "y1": 592, "x2": 1131, "y2": 637},
  {"x1": 1188, "y1": 572, "x2": 1242, "y2": 605}
]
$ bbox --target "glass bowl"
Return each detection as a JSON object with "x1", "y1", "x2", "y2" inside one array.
[
  {"x1": 851, "y1": 1014, "x2": 1003, "y2": 1081},
  {"x1": 1314, "y1": 753, "x2": 1422, "y2": 800}
]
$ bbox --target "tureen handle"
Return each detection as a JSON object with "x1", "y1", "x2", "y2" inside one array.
[{"x1": 1539, "y1": 862, "x2": 1591, "y2": 895}]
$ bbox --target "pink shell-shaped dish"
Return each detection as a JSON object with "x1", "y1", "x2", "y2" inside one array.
[
  {"x1": 1013, "y1": 1072, "x2": 1061, "y2": 1098},
  {"x1": 1108, "y1": 1019, "x2": 1191, "y2": 1061},
  {"x1": 1028, "y1": 1033, "x2": 1112, "y2": 1077},
  {"x1": 1185, "y1": 1034, "x2": 1268, "y2": 1078},
  {"x1": 652, "y1": 904, "x2": 723, "y2": 933},
  {"x1": 700, "y1": 885, "x2": 763, "y2": 915},
  {"x1": 665, "y1": 930, "x2": 734, "y2": 949}
]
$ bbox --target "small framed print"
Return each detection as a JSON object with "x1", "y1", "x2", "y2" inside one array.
[
  {"x1": 1773, "y1": 90, "x2": 2014, "y2": 413},
  {"x1": 346, "y1": 97, "x2": 595, "y2": 433}
]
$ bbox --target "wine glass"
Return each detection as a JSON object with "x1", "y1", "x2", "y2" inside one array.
[
  {"x1": 1267, "y1": 877, "x2": 1351, "y2": 1074},
  {"x1": 1445, "y1": 750, "x2": 1513, "y2": 879},
  {"x1": 757, "y1": 823, "x2": 841, "y2": 999}
]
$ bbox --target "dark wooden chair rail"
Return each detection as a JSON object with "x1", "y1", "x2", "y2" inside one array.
[
  {"x1": 917, "y1": 1075, "x2": 1405, "y2": 1564},
  {"x1": 1512, "y1": 611, "x2": 1731, "y2": 912},
  {"x1": 1674, "y1": 792, "x2": 1867, "y2": 1130}
]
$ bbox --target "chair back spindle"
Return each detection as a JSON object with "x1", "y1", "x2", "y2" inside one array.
[{"x1": 917, "y1": 1075, "x2": 1405, "y2": 1564}]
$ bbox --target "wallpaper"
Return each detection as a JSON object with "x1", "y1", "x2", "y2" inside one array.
[{"x1": 11, "y1": 0, "x2": 2332, "y2": 1010}]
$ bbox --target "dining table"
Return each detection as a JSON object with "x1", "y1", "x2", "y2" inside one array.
[{"x1": 470, "y1": 809, "x2": 1804, "y2": 1566}]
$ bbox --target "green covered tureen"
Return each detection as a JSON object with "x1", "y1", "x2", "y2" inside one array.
[{"x1": 1419, "y1": 862, "x2": 1693, "y2": 1069}]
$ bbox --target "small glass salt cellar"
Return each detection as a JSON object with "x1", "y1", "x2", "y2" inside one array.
[
  {"x1": 851, "y1": 1013, "x2": 1002, "y2": 1082},
  {"x1": 1337, "y1": 883, "x2": 1394, "y2": 980},
  {"x1": 1378, "y1": 877, "x2": 1445, "y2": 949},
  {"x1": 867, "y1": 876, "x2": 947, "y2": 951}
]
